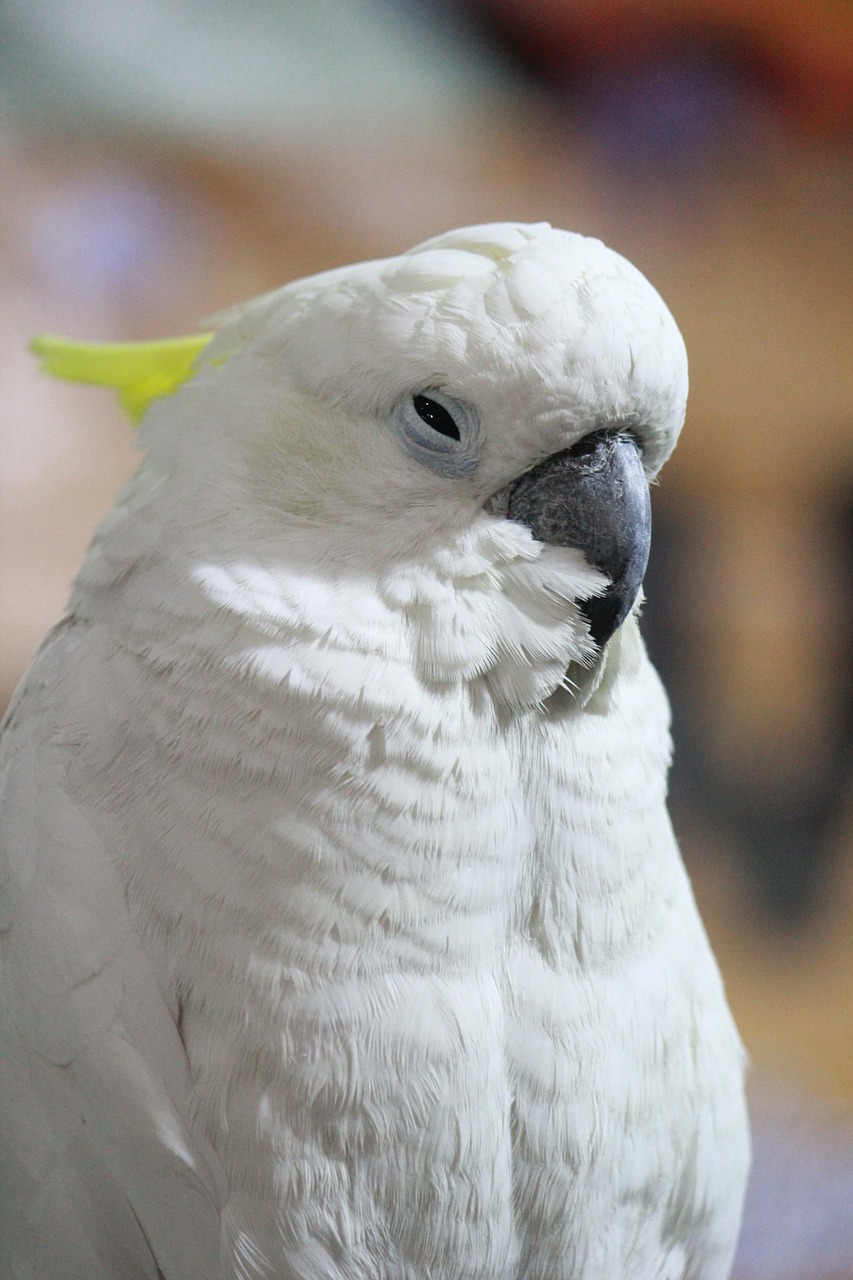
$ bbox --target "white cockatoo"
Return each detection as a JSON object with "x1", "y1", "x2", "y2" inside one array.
[{"x1": 1, "y1": 222, "x2": 749, "y2": 1280}]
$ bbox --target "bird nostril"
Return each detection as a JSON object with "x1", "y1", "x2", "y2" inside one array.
[{"x1": 567, "y1": 430, "x2": 606, "y2": 459}]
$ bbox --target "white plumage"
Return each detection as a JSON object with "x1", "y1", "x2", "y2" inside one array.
[{"x1": 0, "y1": 222, "x2": 749, "y2": 1279}]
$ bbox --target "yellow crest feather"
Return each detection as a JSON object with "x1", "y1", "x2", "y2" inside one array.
[{"x1": 30, "y1": 332, "x2": 215, "y2": 423}]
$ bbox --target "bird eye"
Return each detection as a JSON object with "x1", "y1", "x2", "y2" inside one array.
[
  {"x1": 413, "y1": 394, "x2": 461, "y2": 441},
  {"x1": 392, "y1": 389, "x2": 480, "y2": 478}
]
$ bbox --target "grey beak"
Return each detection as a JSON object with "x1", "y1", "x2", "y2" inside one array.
[{"x1": 486, "y1": 431, "x2": 651, "y2": 647}]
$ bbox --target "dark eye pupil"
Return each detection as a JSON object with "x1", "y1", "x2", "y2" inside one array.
[{"x1": 413, "y1": 394, "x2": 461, "y2": 441}]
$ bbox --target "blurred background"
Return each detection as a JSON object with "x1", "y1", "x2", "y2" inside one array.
[{"x1": 1, "y1": 1, "x2": 851, "y2": 1274}]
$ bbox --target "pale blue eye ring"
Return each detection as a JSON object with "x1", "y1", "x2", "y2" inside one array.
[{"x1": 393, "y1": 389, "x2": 480, "y2": 478}]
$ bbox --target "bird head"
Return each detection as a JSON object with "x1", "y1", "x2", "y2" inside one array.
[{"x1": 36, "y1": 222, "x2": 687, "y2": 705}]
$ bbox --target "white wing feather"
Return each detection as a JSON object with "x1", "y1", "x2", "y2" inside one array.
[{"x1": 0, "y1": 625, "x2": 227, "y2": 1280}]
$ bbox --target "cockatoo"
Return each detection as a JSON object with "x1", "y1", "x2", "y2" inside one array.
[{"x1": 1, "y1": 222, "x2": 749, "y2": 1280}]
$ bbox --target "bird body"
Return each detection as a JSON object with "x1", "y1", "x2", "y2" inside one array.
[{"x1": 1, "y1": 223, "x2": 749, "y2": 1278}]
